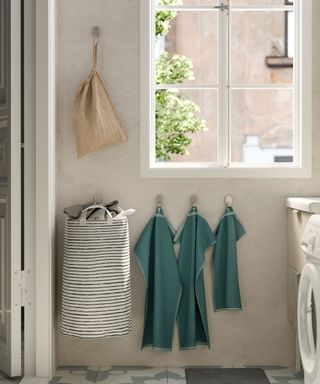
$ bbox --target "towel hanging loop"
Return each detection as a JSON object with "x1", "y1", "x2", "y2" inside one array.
[
  {"x1": 190, "y1": 195, "x2": 198, "y2": 207},
  {"x1": 225, "y1": 194, "x2": 233, "y2": 207}
]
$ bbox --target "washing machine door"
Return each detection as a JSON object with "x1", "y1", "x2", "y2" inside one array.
[{"x1": 298, "y1": 263, "x2": 320, "y2": 383}]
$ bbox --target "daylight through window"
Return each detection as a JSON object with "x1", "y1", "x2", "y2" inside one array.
[{"x1": 152, "y1": 0, "x2": 298, "y2": 167}]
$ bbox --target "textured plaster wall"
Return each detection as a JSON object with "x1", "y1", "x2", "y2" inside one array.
[{"x1": 56, "y1": 0, "x2": 320, "y2": 367}]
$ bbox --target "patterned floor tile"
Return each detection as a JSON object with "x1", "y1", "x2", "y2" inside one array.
[
  {"x1": 166, "y1": 367, "x2": 185, "y2": 384},
  {"x1": 96, "y1": 367, "x2": 167, "y2": 384},
  {"x1": 260, "y1": 367, "x2": 303, "y2": 384},
  {"x1": 239, "y1": 366, "x2": 303, "y2": 384},
  {"x1": 167, "y1": 368, "x2": 185, "y2": 378},
  {"x1": 50, "y1": 366, "x2": 99, "y2": 383},
  {"x1": 51, "y1": 366, "x2": 304, "y2": 384}
]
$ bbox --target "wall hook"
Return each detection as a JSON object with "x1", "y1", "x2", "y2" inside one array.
[
  {"x1": 225, "y1": 194, "x2": 233, "y2": 207},
  {"x1": 155, "y1": 194, "x2": 163, "y2": 208},
  {"x1": 92, "y1": 26, "x2": 100, "y2": 39},
  {"x1": 93, "y1": 194, "x2": 102, "y2": 204},
  {"x1": 190, "y1": 194, "x2": 198, "y2": 207}
]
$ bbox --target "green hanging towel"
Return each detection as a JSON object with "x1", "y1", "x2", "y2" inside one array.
[
  {"x1": 212, "y1": 207, "x2": 246, "y2": 311},
  {"x1": 174, "y1": 207, "x2": 214, "y2": 349},
  {"x1": 134, "y1": 208, "x2": 182, "y2": 350}
]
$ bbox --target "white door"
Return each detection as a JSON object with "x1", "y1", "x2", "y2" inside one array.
[{"x1": 0, "y1": 0, "x2": 22, "y2": 377}]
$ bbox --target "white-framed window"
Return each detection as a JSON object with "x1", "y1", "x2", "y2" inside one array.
[{"x1": 140, "y1": 0, "x2": 312, "y2": 178}]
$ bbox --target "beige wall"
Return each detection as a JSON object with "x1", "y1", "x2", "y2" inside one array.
[{"x1": 56, "y1": 0, "x2": 320, "y2": 367}]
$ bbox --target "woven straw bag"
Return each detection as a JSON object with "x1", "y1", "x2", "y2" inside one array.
[{"x1": 73, "y1": 38, "x2": 127, "y2": 158}]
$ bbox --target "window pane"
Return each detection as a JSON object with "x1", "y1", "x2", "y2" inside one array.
[
  {"x1": 156, "y1": 0, "x2": 217, "y2": 5},
  {"x1": 155, "y1": 11, "x2": 218, "y2": 85},
  {"x1": 231, "y1": 0, "x2": 294, "y2": 5},
  {"x1": 155, "y1": 89, "x2": 218, "y2": 162},
  {"x1": 230, "y1": 89, "x2": 294, "y2": 164},
  {"x1": 182, "y1": 0, "x2": 217, "y2": 4},
  {"x1": 230, "y1": 11, "x2": 294, "y2": 84}
]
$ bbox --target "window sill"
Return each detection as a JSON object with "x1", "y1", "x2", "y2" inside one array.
[{"x1": 141, "y1": 164, "x2": 312, "y2": 179}]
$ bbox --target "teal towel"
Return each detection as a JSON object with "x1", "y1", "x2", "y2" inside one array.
[
  {"x1": 134, "y1": 208, "x2": 182, "y2": 350},
  {"x1": 212, "y1": 207, "x2": 246, "y2": 311},
  {"x1": 175, "y1": 207, "x2": 214, "y2": 349}
]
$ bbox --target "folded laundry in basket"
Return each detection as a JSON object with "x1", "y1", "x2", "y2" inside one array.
[{"x1": 64, "y1": 200, "x2": 120, "y2": 219}]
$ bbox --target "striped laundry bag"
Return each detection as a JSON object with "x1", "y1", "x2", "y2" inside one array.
[{"x1": 60, "y1": 204, "x2": 135, "y2": 338}]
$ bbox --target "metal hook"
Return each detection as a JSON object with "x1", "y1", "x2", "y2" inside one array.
[
  {"x1": 190, "y1": 195, "x2": 198, "y2": 207},
  {"x1": 92, "y1": 26, "x2": 100, "y2": 39},
  {"x1": 225, "y1": 194, "x2": 233, "y2": 207},
  {"x1": 93, "y1": 194, "x2": 102, "y2": 204},
  {"x1": 155, "y1": 194, "x2": 163, "y2": 208}
]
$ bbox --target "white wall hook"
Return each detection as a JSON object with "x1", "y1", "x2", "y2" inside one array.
[
  {"x1": 225, "y1": 194, "x2": 233, "y2": 207},
  {"x1": 190, "y1": 194, "x2": 198, "y2": 207},
  {"x1": 93, "y1": 194, "x2": 102, "y2": 204},
  {"x1": 155, "y1": 194, "x2": 163, "y2": 208},
  {"x1": 92, "y1": 26, "x2": 100, "y2": 39}
]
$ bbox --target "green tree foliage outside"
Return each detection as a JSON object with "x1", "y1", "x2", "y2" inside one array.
[
  {"x1": 155, "y1": 0, "x2": 182, "y2": 38},
  {"x1": 155, "y1": 0, "x2": 207, "y2": 161}
]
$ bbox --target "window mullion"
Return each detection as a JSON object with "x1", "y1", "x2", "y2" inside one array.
[
  {"x1": 218, "y1": 1, "x2": 230, "y2": 167},
  {"x1": 226, "y1": 1, "x2": 231, "y2": 167},
  {"x1": 294, "y1": 0, "x2": 300, "y2": 167}
]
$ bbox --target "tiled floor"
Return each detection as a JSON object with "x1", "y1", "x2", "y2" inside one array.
[{"x1": 48, "y1": 366, "x2": 304, "y2": 384}]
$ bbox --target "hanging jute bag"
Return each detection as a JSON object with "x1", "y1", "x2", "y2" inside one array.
[{"x1": 73, "y1": 36, "x2": 127, "y2": 158}]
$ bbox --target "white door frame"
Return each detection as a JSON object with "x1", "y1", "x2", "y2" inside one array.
[
  {"x1": 22, "y1": 0, "x2": 56, "y2": 382},
  {"x1": 35, "y1": 0, "x2": 56, "y2": 378},
  {"x1": 23, "y1": 0, "x2": 36, "y2": 377},
  {"x1": 0, "y1": 0, "x2": 22, "y2": 376},
  {"x1": 9, "y1": 0, "x2": 22, "y2": 375}
]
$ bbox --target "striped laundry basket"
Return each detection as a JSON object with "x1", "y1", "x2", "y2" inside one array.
[{"x1": 60, "y1": 205, "x2": 135, "y2": 339}]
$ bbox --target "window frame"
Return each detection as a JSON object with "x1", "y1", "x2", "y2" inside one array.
[{"x1": 140, "y1": 0, "x2": 312, "y2": 178}]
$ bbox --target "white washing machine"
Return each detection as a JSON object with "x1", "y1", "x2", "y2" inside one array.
[{"x1": 298, "y1": 215, "x2": 320, "y2": 384}]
